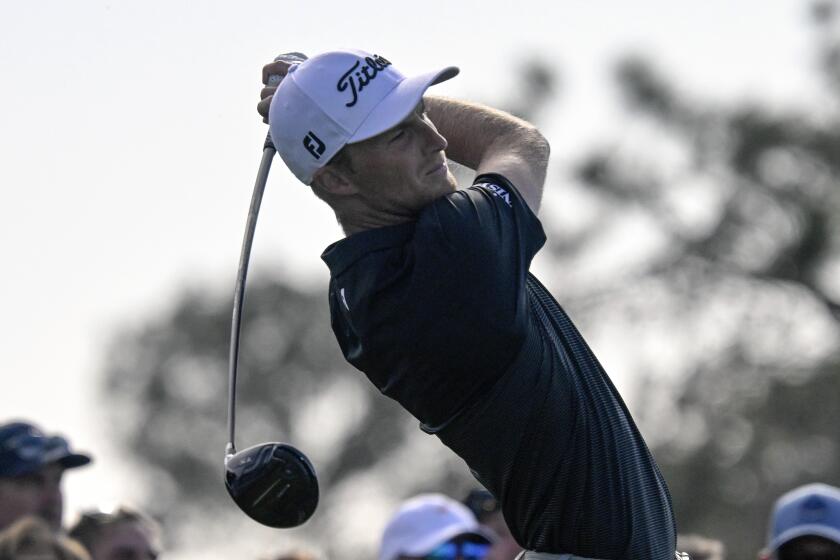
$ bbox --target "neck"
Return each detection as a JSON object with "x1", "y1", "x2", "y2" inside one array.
[
  {"x1": 331, "y1": 198, "x2": 418, "y2": 236},
  {"x1": 338, "y1": 211, "x2": 416, "y2": 236}
]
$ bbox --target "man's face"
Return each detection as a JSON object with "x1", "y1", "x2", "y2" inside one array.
[
  {"x1": 777, "y1": 535, "x2": 840, "y2": 560},
  {"x1": 88, "y1": 520, "x2": 159, "y2": 560},
  {"x1": 0, "y1": 463, "x2": 64, "y2": 530},
  {"x1": 343, "y1": 101, "x2": 458, "y2": 218}
]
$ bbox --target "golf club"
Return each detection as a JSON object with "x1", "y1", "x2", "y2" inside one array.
[{"x1": 224, "y1": 53, "x2": 319, "y2": 529}]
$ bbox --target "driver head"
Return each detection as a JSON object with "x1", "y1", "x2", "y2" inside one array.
[{"x1": 224, "y1": 442, "x2": 318, "y2": 528}]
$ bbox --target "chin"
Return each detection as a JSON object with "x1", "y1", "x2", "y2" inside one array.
[
  {"x1": 433, "y1": 178, "x2": 456, "y2": 198},
  {"x1": 433, "y1": 170, "x2": 457, "y2": 193},
  {"x1": 444, "y1": 169, "x2": 458, "y2": 189}
]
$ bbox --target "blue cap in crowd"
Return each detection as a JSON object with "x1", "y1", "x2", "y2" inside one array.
[
  {"x1": 768, "y1": 483, "x2": 840, "y2": 552},
  {"x1": 0, "y1": 421, "x2": 92, "y2": 478}
]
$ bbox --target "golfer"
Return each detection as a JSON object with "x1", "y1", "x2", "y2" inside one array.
[{"x1": 257, "y1": 49, "x2": 678, "y2": 560}]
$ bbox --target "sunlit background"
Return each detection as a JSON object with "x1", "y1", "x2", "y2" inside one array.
[{"x1": 2, "y1": 1, "x2": 839, "y2": 558}]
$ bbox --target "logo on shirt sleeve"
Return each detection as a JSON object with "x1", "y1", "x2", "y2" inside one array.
[{"x1": 475, "y1": 182, "x2": 512, "y2": 207}]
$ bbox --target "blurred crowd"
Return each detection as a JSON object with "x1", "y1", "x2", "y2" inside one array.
[
  {"x1": 0, "y1": 421, "x2": 159, "y2": 560},
  {"x1": 2, "y1": 419, "x2": 839, "y2": 560}
]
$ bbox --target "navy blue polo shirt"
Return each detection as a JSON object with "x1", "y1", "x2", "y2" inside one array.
[{"x1": 321, "y1": 174, "x2": 676, "y2": 559}]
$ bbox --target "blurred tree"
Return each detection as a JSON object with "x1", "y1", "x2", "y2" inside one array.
[{"x1": 561, "y1": 1, "x2": 840, "y2": 557}]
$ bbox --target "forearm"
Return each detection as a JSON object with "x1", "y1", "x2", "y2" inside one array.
[
  {"x1": 425, "y1": 95, "x2": 549, "y2": 171},
  {"x1": 425, "y1": 95, "x2": 550, "y2": 212}
]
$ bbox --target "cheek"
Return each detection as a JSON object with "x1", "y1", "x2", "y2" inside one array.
[{"x1": 0, "y1": 485, "x2": 40, "y2": 516}]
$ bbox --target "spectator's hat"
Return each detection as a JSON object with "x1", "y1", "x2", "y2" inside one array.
[
  {"x1": 0, "y1": 421, "x2": 92, "y2": 477},
  {"x1": 379, "y1": 493, "x2": 494, "y2": 560},
  {"x1": 768, "y1": 483, "x2": 840, "y2": 552}
]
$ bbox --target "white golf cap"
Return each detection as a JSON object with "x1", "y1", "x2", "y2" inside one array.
[
  {"x1": 378, "y1": 493, "x2": 494, "y2": 560},
  {"x1": 268, "y1": 49, "x2": 459, "y2": 185}
]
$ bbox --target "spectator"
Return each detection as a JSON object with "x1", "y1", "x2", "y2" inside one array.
[
  {"x1": 379, "y1": 494, "x2": 495, "y2": 560},
  {"x1": 0, "y1": 516, "x2": 90, "y2": 560},
  {"x1": 68, "y1": 507, "x2": 161, "y2": 560},
  {"x1": 759, "y1": 483, "x2": 840, "y2": 560},
  {"x1": 0, "y1": 420, "x2": 92, "y2": 531},
  {"x1": 677, "y1": 534, "x2": 725, "y2": 560},
  {"x1": 462, "y1": 490, "x2": 521, "y2": 560}
]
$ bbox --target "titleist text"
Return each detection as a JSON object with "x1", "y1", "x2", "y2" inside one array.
[{"x1": 336, "y1": 55, "x2": 392, "y2": 108}]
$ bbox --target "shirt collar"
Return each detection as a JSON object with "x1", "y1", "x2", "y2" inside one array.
[{"x1": 321, "y1": 222, "x2": 414, "y2": 276}]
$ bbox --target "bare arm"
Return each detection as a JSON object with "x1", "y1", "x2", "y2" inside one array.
[{"x1": 425, "y1": 95, "x2": 550, "y2": 214}]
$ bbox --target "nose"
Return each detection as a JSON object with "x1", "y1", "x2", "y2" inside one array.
[{"x1": 418, "y1": 116, "x2": 448, "y2": 153}]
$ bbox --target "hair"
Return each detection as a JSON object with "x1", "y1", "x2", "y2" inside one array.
[
  {"x1": 328, "y1": 146, "x2": 354, "y2": 173},
  {"x1": 677, "y1": 533, "x2": 726, "y2": 560},
  {"x1": 308, "y1": 145, "x2": 357, "y2": 222},
  {"x1": 778, "y1": 535, "x2": 840, "y2": 559},
  {"x1": 0, "y1": 516, "x2": 91, "y2": 560},
  {"x1": 68, "y1": 506, "x2": 161, "y2": 555},
  {"x1": 462, "y1": 489, "x2": 500, "y2": 523}
]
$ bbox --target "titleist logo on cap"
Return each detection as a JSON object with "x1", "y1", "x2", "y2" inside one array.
[{"x1": 336, "y1": 54, "x2": 392, "y2": 108}]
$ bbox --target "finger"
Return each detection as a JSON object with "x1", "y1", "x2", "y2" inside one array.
[
  {"x1": 261, "y1": 60, "x2": 296, "y2": 85},
  {"x1": 260, "y1": 86, "x2": 276, "y2": 100},
  {"x1": 257, "y1": 96, "x2": 273, "y2": 119}
]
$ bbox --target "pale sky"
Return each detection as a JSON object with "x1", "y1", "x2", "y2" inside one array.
[{"x1": 0, "y1": 0, "x2": 821, "y2": 557}]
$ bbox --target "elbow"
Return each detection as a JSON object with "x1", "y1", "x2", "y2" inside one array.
[
  {"x1": 533, "y1": 128, "x2": 551, "y2": 166},
  {"x1": 523, "y1": 125, "x2": 550, "y2": 171}
]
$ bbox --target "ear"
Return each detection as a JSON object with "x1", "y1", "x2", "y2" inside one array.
[{"x1": 312, "y1": 165, "x2": 358, "y2": 196}]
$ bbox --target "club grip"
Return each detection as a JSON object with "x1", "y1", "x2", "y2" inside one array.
[
  {"x1": 269, "y1": 52, "x2": 309, "y2": 85},
  {"x1": 264, "y1": 52, "x2": 309, "y2": 150}
]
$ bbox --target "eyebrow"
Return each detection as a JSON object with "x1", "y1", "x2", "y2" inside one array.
[
  {"x1": 400, "y1": 102, "x2": 426, "y2": 126},
  {"x1": 382, "y1": 101, "x2": 427, "y2": 141}
]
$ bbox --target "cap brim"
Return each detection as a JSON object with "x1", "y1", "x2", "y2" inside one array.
[
  {"x1": 2, "y1": 453, "x2": 91, "y2": 478},
  {"x1": 56, "y1": 453, "x2": 92, "y2": 470},
  {"x1": 769, "y1": 525, "x2": 840, "y2": 552},
  {"x1": 349, "y1": 66, "x2": 459, "y2": 143}
]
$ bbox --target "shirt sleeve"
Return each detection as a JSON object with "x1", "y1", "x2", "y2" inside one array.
[
  {"x1": 452, "y1": 172, "x2": 546, "y2": 262},
  {"x1": 415, "y1": 172, "x2": 546, "y2": 311}
]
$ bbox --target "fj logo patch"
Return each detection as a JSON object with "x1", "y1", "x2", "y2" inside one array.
[
  {"x1": 303, "y1": 131, "x2": 326, "y2": 159},
  {"x1": 476, "y1": 182, "x2": 513, "y2": 207}
]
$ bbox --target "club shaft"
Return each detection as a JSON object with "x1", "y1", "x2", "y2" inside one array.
[{"x1": 227, "y1": 145, "x2": 275, "y2": 456}]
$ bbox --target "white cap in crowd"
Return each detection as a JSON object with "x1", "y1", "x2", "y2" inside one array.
[{"x1": 378, "y1": 493, "x2": 495, "y2": 560}]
